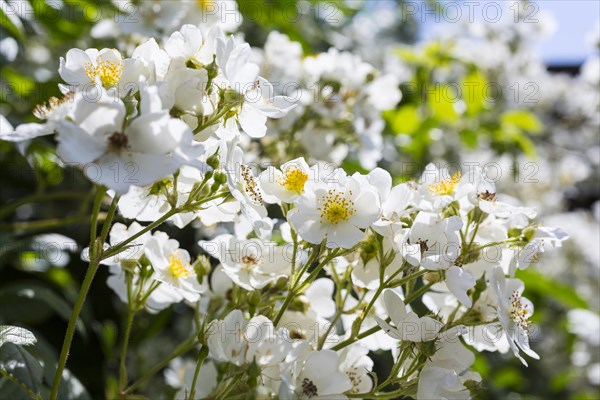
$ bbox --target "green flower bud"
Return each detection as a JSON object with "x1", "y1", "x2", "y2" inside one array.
[
  {"x1": 206, "y1": 152, "x2": 221, "y2": 170},
  {"x1": 508, "y1": 227, "x2": 522, "y2": 238},
  {"x1": 522, "y1": 225, "x2": 537, "y2": 242},
  {"x1": 205, "y1": 55, "x2": 219, "y2": 81},
  {"x1": 223, "y1": 88, "x2": 245, "y2": 107},
  {"x1": 248, "y1": 291, "x2": 262, "y2": 306},
  {"x1": 213, "y1": 171, "x2": 227, "y2": 184}
]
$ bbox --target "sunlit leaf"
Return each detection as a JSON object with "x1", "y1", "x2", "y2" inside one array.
[
  {"x1": 428, "y1": 85, "x2": 458, "y2": 123},
  {"x1": 501, "y1": 110, "x2": 543, "y2": 134},
  {"x1": 0, "y1": 326, "x2": 36, "y2": 348},
  {"x1": 462, "y1": 70, "x2": 488, "y2": 115},
  {"x1": 518, "y1": 269, "x2": 589, "y2": 309}
]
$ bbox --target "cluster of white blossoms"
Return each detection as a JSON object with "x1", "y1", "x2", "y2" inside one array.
[
  {"x1": 254, "y1": 31, "x2": 402, "y2": 169},
  {"x1": 2, "y1": 23, "x2": 569, "y2": 400}
]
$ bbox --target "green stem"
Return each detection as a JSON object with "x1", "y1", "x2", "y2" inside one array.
[
  {"x1": 193, "y1": 105, "x2": 235, "y2": 134},
  {"x1": 187, "y1": 346, "x2": 209, "y2": 400},
  {"x1": 50, "y1": 186, "x2": 107, "y2": 400},
  {"x1": 272, "y1": 291, "x2": 296, "y2": 326},
  {"x1": 101, "y1": 208, "x2": 179, "y2": 261},
  {"x1": 386, "y1": 269, "x2": 428, "y2": 288},
  {"x1": 89, "y1": 187, "x2": 105, "y2": 247},
  {"x1": 99, "y1": 195, "x2": 120, "y2": 244},
  {"x1": 473, "y1": 237, "x2": 521, "y2": 251},
  {"x1": 49, "y1": 255, "x2": 101, "y2": 399},
  {"x1": 331, "y1": 321, "x2": 386, "y2": 351},
  {"x1": 272, "y1": 245, "x2": 321, "y2": 326},
  {"x1": 404, "y1": 281, "x2": 435, "y2": 304},
  {"x1": 118, "y1": 296, "x2": 135, "y2": 390}
]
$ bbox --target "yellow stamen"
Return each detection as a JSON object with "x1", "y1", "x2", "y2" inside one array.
[
  {"x1": 33, "y1": 92, "x2": 74, "y2": 120},
  {"x1": 509, "y1": 291, "x2": 532, "y2": 334},
  {"x1": 196, "y1": 0, "x2": 214, "y2": 10},
  {"x1": 429, "y1": 171, "x2": 461, "y2": 195},
  {"x1": 318, "y1": 189, "x2": 356, "y2": 225},
  {"x1": 278, "y1": 167, "x2": 309, "y2": 194},
  {"x1": 85, "y1": 57, "x2": 123, "y2": 88},
  {"x1": 168, "y1": 254, "x2": 191, "y2": 279}
]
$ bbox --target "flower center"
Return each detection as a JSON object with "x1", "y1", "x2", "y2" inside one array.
[
  {"x1": 477, "y1": 190, "x2": 497, "y2": 202},
  {"x1": 347, "y1": 367, "x2": 363, "y2": 393},
  {"x1": 85, "y1": 58, "x2": 124, "y2": 87},
  {"x1": 301, "y1": 378, "x2": 318, "y2": 398},
  {"x1": 107, "y1": 132, "x2": 128, "y2": 152},
  {"x1": 196, "y1": 0, "x2": 213, "y2": 10},
  {"x1": 168, "y1": 254, "x2": 192, "y2": 279},
  {"x1": 318, "y1": 189, "x2": 356, "y2": 225},
  {"x1": 509, "y1": 290, "x2": 531, "y2": 334},
  {"x1": 278, "y1": 167, "x2": 309, "y2": 194},
  {"x1": 429, "y1": 171, "x2": 461, "y2": 195},
  {"x1": 241, "y1": 255, "x2": 259, "y2": 269}
]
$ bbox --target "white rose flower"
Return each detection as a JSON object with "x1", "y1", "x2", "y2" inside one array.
[
  {"x1": 490, "y1": 267, "x2": 540, "y2": 366},
  {"x1": 55, "y1": 84, "x2": 200, "y2": 193},
  {"x1": 375, "y1": 288, "x2": 443, "y2": 342},
  {"x1": 288, "y1": 171, "x2": 381, "y2": 249},
  {"x1": 145, "y1": 231, "x2": 207, "y2": 303}
]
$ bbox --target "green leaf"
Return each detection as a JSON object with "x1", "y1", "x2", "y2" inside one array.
[
  {"x1": 518, "y1": 269, "x2": 589, "y2": 309},
  {"x1": 0, "y1": 68, "x2": 35, "y2": 99},
  {"x1": 0, "y1": 6, "x2": 24, "y2": 41},
  {"x1": 501, "y1": 110, "x2": 542, "y2": 133},
  {"x1": 0, "y1": 282, "x2": 85, "y2": 336},
  {"x1": 461, "y1": 70, "x2": 488, "y2": 115},
  {"x1": 460, "y1": 129, "x2": 478, "y2": 149},
  {"x1": 506, "y1": 129, "x2": 537, "y2": 158},
  {"x1": 386, "y1": 105, "x2": 421, "y2": 135},
  {"x1": 427, "y1": 85, "x2": 458, "y2": 123},
  {"x1": 0, "y1": 343, "x2": 43, "y2": 400},
  {"x1": 0, "y1": 326, "x2": 36, "y2": 348}
]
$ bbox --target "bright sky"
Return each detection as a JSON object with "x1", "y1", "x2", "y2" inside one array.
[
  {"x1": 536, "y1": 0, "x2": 599, "y2": 65},
  {"x1": 414, "y1": 0, "x2": 600, "y2": 66}
]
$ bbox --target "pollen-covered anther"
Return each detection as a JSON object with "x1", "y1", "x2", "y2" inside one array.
[
  {"x1": 168, "y1": 253, "x2": 192, "y2": 279},
  {"x1": 85, "y1": 57, "x2": 124, "y2": 87},
  {"x1": 477, "y1": 190, "x2": 497, "y2": 202},
  {"x1": 33, "y1": 92, "x2": 74, "y2": 120},
  {"x1": 509, "y1": 291, "x2": 532, "y2": 334},
  {"x1": 241, "y1": 164, "x2": 264, "y2": 205},
  {"x1": 241, "y1": 254, "x2": 259, "y2": 269},
  {"x1": 301, "y1": 378, "x2": 318, "y2": 398},
  {"x1": 107, "y1": 132, "x2": 129, "y2": 151},
  {"x1": 277, "y1": 166, "x2": 309, "y2": 194},
  {"x1": 429, "y1": 171, "x2": 462, "y2": 195},
  {"x1": 347, "y1": 367, "x2": 363, "y2": 393},
  {"x1": 317, "y1": 189, "x2": 356, "y2": 225}
]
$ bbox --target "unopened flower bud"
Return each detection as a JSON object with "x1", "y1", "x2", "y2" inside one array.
[
  {"x1": 522, "y1": 225, "x2": 537, "y2": 242},
  {"x1": 223, "y1": 88, "x2": 245, "y2": 106},
  {"x1": 213, "y1": 171, "x2": 227, "y2": 186},
  {"x1": 248, "y1": 291, "x2": 261, "y2": 306},
  {"x1": 206, "y1": 152, "x2": 221, "y2": 170}
]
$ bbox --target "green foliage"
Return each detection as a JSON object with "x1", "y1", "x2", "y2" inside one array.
[
  {"x1": 0, "y1": 343, "x2": 43, "y2": 400},
  {"x1": 386, "y1": 41, "x2": 545, "y2": 169},
  {"x1": 0, "y1": 282, "x2": 85, "y2": 335},
  {"x1": 518, "y1": 269, "x2": 589, "y2": 310}
]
